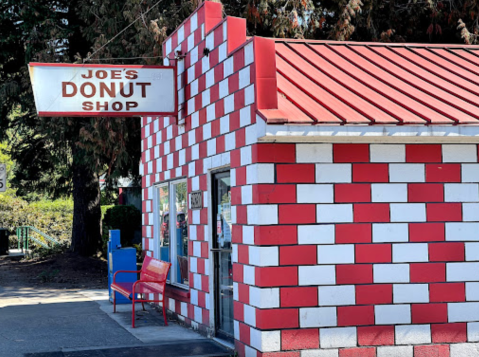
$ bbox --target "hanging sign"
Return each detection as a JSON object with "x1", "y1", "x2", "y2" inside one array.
[
  {"x1": 29, "y1": 63, "x2": 177, "y2": 117},
  {"x1": 0, "y1": 164, "x2": 6, "y2": 192}
]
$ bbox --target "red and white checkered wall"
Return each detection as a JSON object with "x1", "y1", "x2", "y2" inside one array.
[{"x1": 140, "y1": 2, "x2": 479, "y2": 356}]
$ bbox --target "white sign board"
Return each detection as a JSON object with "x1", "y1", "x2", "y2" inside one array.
[
  {"x1": 0, "y1": 164, "x2": 5, "y2": 192},
  {"x1": 29, "y1": 63, "x2": 177, "y2": 117}
]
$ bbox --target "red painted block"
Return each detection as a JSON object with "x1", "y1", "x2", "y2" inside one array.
[
  {"x1": 256, "y1": 308, "x2": 299, "y2": 329},
  {"x1": 238, "y1": 283, "x2": 250, "y2": 304},
  {"x1": 281, "y1": 329, "x2": 319, "y2": 350},
  {"x1": 408, "y1": 183, "x2": 444, "y2": 202},
  {"x1": 336, "y1": 265, "x2": 373, "y2": 285},
  {"x1": 339, "y1": 348, "x2": 376, "y2": 357},
  {"x1": 333, "y1": 144, "x2": 370, "y2": 163},
  {"x1": 336, "y1": 224, "x2": 372, "y2": 244},
  {"x1": 280, "y1": 287, "x2": 318, "y2": 307},
  {"x1": 280, "y1": 245, "x2": 317, "y2": 265},
  {"x1": 426, "y1": 164, "x2": 461, "y2": 183},
  {"x1": 406, "y1": 144, "x2": 442, "y2": 163},
  {"x1": 432, "y1": 323, "x2": 467, "y2": 343},
  {"x1": 260, "y1": 352, "x2": 300, "y2": 357},
  {"x1": 277, "y1": 164, "x2": 315, "y2": 183},
  {"x1": 235, "y1": 128, "x2": 246, "y2": 148},
  {"x1": 357, "y1": 325, "x2": 394, "y2": 346},
  {"x1": 352, "y1": 164, "x2": 389, "y2": 183},
  {"x1": 337, "y1": 305, "x2": 375, "y2": 326},
  {"x1": 252, "y1": 143, "x2": 296, "y2": 163},
  {"x1": 429, "y1": 243, "x2": 465, "y2": 262},
  {"x1": 232, "y1": 224, "x2": 242, "y2": 244},
  {"x1": 236, "y1": 205, "x2": 247, "y2": 225},
  {"x1": 234, "y1": 301, "x2": 244, "y2": 322},
  {"x1": 238, "y1": 245, "x2": 249, "y2": 264},
  {"x1": 429, "y1": 283, "x2": 465, "y2": 302},
  {"x1": 255, "y1": 266, "x2": 298, "y2": 287},
  {"x1": 410, "y1": 263, "x2": 446, "y2": 283},
  {"x1": 356, "y1": 284, "x2": 392, "y2": 305},
  {"x1": 233, "y1": 263, "x2": 244, "y2": 283},
  {"x1": 335, "y1": 184, "x2": 371, "y2": 203},
  {"x1": 409, "y1": 223, "x2": 445, "y2": 242},
  {"x1": 253, "y1": 184, "x2": 296, "y2": 204},
  {"x1": 411, "y1": 303, "x2": 448, "y2": 323},
  {"x1": 231, "y1": 186, "x2": 242, "y2": 205},
  {"x1": 356, "y1": 244, "x2": 392, "y2": 263},
  {"x1": 235, "y1": 166, "x2": 246, "y2": 185},
  {"x1": 427, "y1": 203, "x2": 462, "y2": 222},
  {"x1": 414, "y1": 345, "x2": 450, "y2": 357},
  {"x1": 354, "y1": 204, "x2": 390, "y2": 223},
  {"x1": 279, "y1": 204, "x2": 316, "y2": 224},
  {"x1": 255, "y1": 226, "x2": 298, "y2": 245},
  {"x1": 239, "y1": 322, "x2": 250, "y2": 345}
]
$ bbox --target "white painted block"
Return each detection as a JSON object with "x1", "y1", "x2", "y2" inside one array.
[
  {"x1": 317, "y1": 244, "x2": 355, "y2": 264},
  {"x1": 206, "y1": 103, "x2": 215, "y2": 121},
  {"x1": 299, "y1": 265, "x2": 336, "y2": 286},
  {"x1": 371, "y1": 184, "x2": 407, "y2": 202},
  {"x1": 193, "y1": 241, "x2": 201, "y2": 257},
  {"x1": 240, "y1": 106, "x2": 252, "y2": 127},
  {"x1": 449, "y1": 302, "x2": 479, "y2": 322},
  {"x1": 297, "y1": 144, "x2": 333, "y2": 163},
  {"x1": 245, "y1": 85, "x2": 255, "y2": 106},
  {"x1": 374, "y1": 264, "x2": 410, "y2": 283},
  {"x1": 451, "y1": 343, "x2": 479, "y2": 357},
  {"x1": 446, "y1": 222, "x2": 479, "y2": 241},
  {"x1": 302, "y1": 350, "x2": 338, "y2": 357},
  {"x1": 320, "y1": 327, "x2": 357, "y2": 348},
  {"x1": 298, "y1": 184, "x2": 334, "y2": 203},
  {"x1": 248, "y1": 246, "x2": 279, "y2": 266},
  {"x1": 203, "y1": 122, "x2": 211, "y2": 141},
  {"x1": 370, "y1": 144, "x2": 405, "y2": 163},
  {"x1": 443, "y1": 145, "x2": 477, "y2": 162},
  {"x1": 245, "y1": 42, "x2": 254, "y2": 65},
  {"x1": 241, "y1": 185, "x2": 253, "y2": 205},
  {"x1": 375, "y1": 304, "x2": 411, "y2": 325},
  {"x1": 244, "y1": 346, "x2": 256, "y2": 357},
  {"x1": 194, "y1": 306, "x2": 202, "y2": 323},
  {"x1": 395, "y1": 324, "x2": 431, "y2": 344},
  {"x1": 250, "y1": 329, "x2": 281, "y2": 352},
  {"x1": 205, "y1": 69, "x2": 215, "y2": 88},
  {"x1": 245, "y1": 124, "x2": 257, "y2": 146},
  {"x1": 218, "y1": 43, "x2": 227, "y2": 62},
  {"x1": 393, "y1": 284, "x2": 429, "y2": 303},
  {"x1": 447, "y1": 263, "x2": 479, "y2": 281},
  {"x1": 205, "y1": 32, "x2": 214, "y2": 50},
  {"x1": 240, "y1": 146, "x2": 252, "y2": 166},
  {"x1": 219, "y1": 79, "x2": 229, "y2": 99},
  {"x1": 243, "y1": 265, "x2": 255, "y2": 285},
  {"x1": 299, "y1": 307, "x2": 337, "y2": 327},
  {"x1": 223, "y1": 57, "x2": 234, "y2": 78},
  {"x1": 467, "y1": 282, "x2": 479, "y2": 301},
  {"x1": 243, "y1": 225, "x2": 255, "y2": 245},
  {"x1": 393, "y1": 243, "x2": 428, "y2": 263},
  {"x1": 249, "y1": 287, "x2": 280, "y2": 309},
  {"x1": 390, "y1": 203, "x2": 426, "y2": 222},
  {"x1": 247, "y1": 205, "x2": 278, "y2": 225},
  {"x1": 224, "y1": 132, "x2": 236, "y2": 152},
  {"x1": 464, "y1": 203, "x2": 479, "y2": 222},
  {"x1": 244, "y1": 304, "x2": 256, "y2": 327},
  {"x1": 373, "y1": 223, "x2": 409, "y2": 243},
  {"x1": 318, "y1": 285, "x2": 355, "y2": 306},
  {"x1": 316, "y1": 164, "x2": 351, "y2": 183},
  {"x1": 467, "y1": 243, "x2": 479, "y2": 261},
  {"x1": 224, "y1": 94, "x2": 235, "y2": 114},
  {"x1": 246, "y1": 164, "x2": 275, "y2": 184},
  {"x1": 298, "y1": 225, "x2": 335, "y2": 245},
  {"x1": 239, "y1": 66, "x2": 250, "y2": 89},
  {"x1": 317, "y1": 204, "x2": 353, "y2": 223},
  {"x1": 377, "y1": 346, "x2": 413, "y2": 357},
  {"x1": 462, "y1": 164, "x2": 479, "y2": 183},
  {"x1": 190, "y1": 288, "x2": 198, "y2": 305},
  {"x1": 390, "y1": 164, "x2": 425, "y2": 182},
  {"x1": 468, "y1": 322, "x2": 479, "y2": 342},
  {"x1": 445, "y1": 184, "x2": 479, "y2": 202}
]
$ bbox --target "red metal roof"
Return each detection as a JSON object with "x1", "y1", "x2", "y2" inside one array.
[{"x1": 259, "y1": 40, "x2": 479, "y2": 125}]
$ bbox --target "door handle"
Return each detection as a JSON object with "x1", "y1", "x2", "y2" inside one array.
[{"x1": 211, "y1": 248, "x2": 232, "y2": 253}]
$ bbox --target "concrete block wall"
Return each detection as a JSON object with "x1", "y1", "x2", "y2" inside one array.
[{"x1": 232, "y1": 142, "x2": 479, "y2": 357}]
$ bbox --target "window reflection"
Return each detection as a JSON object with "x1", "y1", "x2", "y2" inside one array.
[{"x1": 174, "y1": 181, "x2": 188, "y2": 285}]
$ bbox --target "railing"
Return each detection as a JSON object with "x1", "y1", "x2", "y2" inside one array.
[{"x1": 16, "y1": 226, "x2": 61, "y2": 251}]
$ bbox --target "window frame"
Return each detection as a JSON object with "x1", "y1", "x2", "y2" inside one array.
[{"x1": 153, "y1": 178, "x2": 189, "y2": 290}]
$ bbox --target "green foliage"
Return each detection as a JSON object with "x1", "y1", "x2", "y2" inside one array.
[
  {"x1": 102, "y1": 205, "x2": 141, "y2": 254},
  {"x1": 0, "y1": 190, "x2": 73, "y2": 247}
]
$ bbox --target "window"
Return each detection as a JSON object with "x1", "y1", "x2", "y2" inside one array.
[{"x1": 155, "y1": 180, "x2": 189, "y2": 287}]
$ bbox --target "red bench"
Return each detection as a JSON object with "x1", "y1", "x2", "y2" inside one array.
[{"x1": 111, "y1": 255, "x2": 171, "y2": 328}]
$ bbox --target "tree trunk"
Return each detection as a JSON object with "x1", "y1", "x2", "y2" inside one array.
[{"x1": 70, "y1": 144, "x2": 102, "y2": 256}]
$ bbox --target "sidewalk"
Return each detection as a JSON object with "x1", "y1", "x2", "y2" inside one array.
[{"x1": 0, "y1": 286, "x2": 231, "y2": 357}]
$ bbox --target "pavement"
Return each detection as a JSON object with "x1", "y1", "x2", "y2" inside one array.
[{"x1": 0, "y1": 286, "x2": 232, "y2": 357}]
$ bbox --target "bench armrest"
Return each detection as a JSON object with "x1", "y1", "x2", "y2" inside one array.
[
  {"x1": 113, "y1": 270, "x2": 141, "y2": 283},
  {"x1": 132, "y1": 280, "x2": 167, "y2": 292}
]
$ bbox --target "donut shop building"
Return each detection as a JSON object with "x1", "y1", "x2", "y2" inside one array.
[{"x1": 140, "y1": 2, "x2": 479, "y2": 356}]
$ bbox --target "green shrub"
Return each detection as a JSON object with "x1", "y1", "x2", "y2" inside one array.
[
  {"x1": 102, "y1": 205, "x2": 141, "y2": 254},
  {"x1": 0, "y1": 190, "x2": 73, "y2": 249}
]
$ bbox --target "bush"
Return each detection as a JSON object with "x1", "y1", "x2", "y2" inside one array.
[
  {"x1": 102, "y1": 205, "x2": 141, "y2": 254},
  {"x1": 0, "y1": 190, "x2": 73, "y2": 249}
]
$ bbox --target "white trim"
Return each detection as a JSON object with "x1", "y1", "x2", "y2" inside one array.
[{"x1": 258, "y1": 124, "x2": 479, "y2": 143}]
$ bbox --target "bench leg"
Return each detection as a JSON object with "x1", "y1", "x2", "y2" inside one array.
[
  {"x1": 113, "y1": 291, "x2": 116, "y2": 313},
  {"x1": 141, "y1": 294, "x2": 146, "y2": 311},
  {"x1": 162, "y1": 301, "x2": 168, "y2": 326},
  {"x1": 132, "y1": 294, "x2": 136, "y2": 328}
]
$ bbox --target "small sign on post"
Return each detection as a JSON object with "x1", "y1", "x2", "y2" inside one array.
[
  {"x1": 0, "y1": 164, "x2": 6, "y2": 192},
  {"x1": 190, "y1": 191, "x2": 203, "y2": 210}
]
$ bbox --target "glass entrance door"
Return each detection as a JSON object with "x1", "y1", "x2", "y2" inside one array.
[{"x1": 212, "y1": 171, "x2": 233, "y2": 342}]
